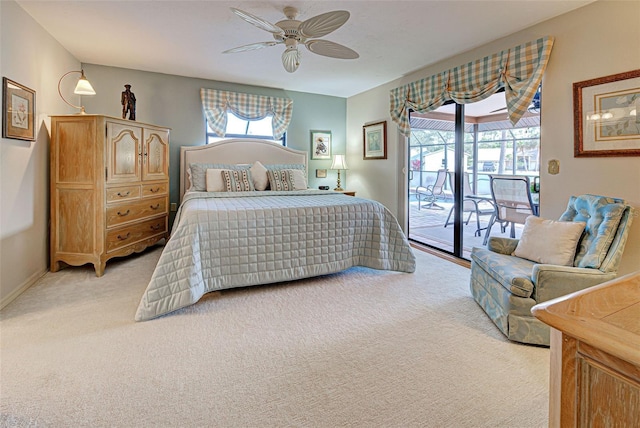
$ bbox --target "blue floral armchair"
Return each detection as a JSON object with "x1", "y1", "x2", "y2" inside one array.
[{"x1": 470, "y1": 194, "x2": 635, "y2": 346}]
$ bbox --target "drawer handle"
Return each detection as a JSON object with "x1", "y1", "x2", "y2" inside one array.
[
  {"x1": 149, "y1": 187, "x2": 160, "y2": 193},
  {"x1": 116, "y1": 191, "x2": 130, "y2": 197},
  {"x1": 150, "y1": 204, "x2": 160, "y2": 210},
  {"x1": 117, "y1": 233, "x2": 131, "y2": 241},
  {"x1": 150, "y1": 224, "x2": 162, "y2": 231},
  {"x1": 117, "y1": 209, "x2": 130, "y2": 217}
]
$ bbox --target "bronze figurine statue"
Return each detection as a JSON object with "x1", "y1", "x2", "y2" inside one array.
[{"x1": 121, "y1": 84, "x2": 136, "y2": 120}]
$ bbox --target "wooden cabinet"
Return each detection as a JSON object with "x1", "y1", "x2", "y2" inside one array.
[
  {"x1": 532, "y1": 272, "x2": 640, "y2": 427},
  {"x1": 336, "y1": 190, "x2": 356, "y2": 196},
  {"x1": 50, "y1": 115, "x2": 169, "y2": 276}
]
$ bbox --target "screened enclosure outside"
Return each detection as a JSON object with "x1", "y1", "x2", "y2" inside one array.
[{"x1": 408, "y1": 112, "x2": 541, "y2": 258}]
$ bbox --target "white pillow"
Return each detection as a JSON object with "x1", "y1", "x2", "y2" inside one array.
[
  {"x1": 250, "y1": 161, "x2": 269, "y2": 191},
  {"x1": 290, "y1": 169, "x2": 307, "y2": 189},
  {"x1": 205, "y1": 169, "x2": 226, "y2": 192},
  {"x1": 513, "y1": 216, "x2": 586, "y2": 266}
]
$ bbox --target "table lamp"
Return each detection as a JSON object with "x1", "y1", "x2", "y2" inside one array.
[{"x1": 330, "y1": 154, "x2": 348, "y2": 191}]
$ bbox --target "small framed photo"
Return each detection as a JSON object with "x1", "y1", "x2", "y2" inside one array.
[
  {"x1": 574, "y1": 69, "x2": 640, "y2": 157},
  {"x1": 310, "y1": 130, "x2": 331, "y2": 160},
  {"x1": 363, "y1": 120, "x2": 387, "y2": 160},
  {"x1": 3, "y1": 77, "x2": 36, "y2": 141},
  {"x1": 316, "y1": 169, "x2": 327, "y2": 178}
]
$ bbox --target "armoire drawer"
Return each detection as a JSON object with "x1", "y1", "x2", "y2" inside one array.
[
  {"x1": 106, "y1": 185, "x2": 141, "y2": 203},
  {"x1": 142, "y1": 182, "x2": 168, "y2": 197},
  {"x1": 106, "y1": 216, "x2": 167, "y2": 253},
  {"x1": 106, "y1": 196, "x2": 167, "y2": 227}
]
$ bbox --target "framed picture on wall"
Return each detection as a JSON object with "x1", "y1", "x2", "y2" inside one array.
[
  {"x1": 2, "y1": 77, "x2": 36, "y2": 141},
  {"x1": 363, "y1": 120, "x2": 387, "y2": 160},
  {"x1": 574, "y1": 69, "x2": 640, "y2": 157},
  {"x1": 310, "y1": 130, "x2": 331, "y2": 160}
]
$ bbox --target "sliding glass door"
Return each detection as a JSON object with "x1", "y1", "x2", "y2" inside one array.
[{"x1": 408, "y1": 91, "x2": 541, "y2": 259}]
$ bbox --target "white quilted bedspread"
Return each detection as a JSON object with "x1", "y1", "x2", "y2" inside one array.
[{"x1": 135, "y1": 190, "x2": 416, "y2": 320}]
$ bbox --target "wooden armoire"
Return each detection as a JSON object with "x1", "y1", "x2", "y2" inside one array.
[{"x1": 49, "y1": 115, "x2": 169, "y2": 276}]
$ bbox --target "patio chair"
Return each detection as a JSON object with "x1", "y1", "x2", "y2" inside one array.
[
  {"x1": 482, "y1": 175, "x2": 537, "y2": 244},
  {"x1": 416, "y1": 169, "x2": 447, "y2": 210},
  {"x1": 444, "y1": 172, "x2": 494, "y2": 236}
]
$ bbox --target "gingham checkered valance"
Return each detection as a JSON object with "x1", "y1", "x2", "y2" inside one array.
[
  {"x1": 390, "y1": 36, "x2": 554, "y2": 136},
  {"x1": 201, "y1": 89, "x2": 293, "y2": 139}
]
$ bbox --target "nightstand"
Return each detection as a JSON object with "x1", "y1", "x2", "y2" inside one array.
[{"x1": 335, "y1": 190, "x2": 356, "y2": 196}]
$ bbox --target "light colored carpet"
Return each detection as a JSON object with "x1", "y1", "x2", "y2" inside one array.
[{"x1": 0, "y1": 246, "x2": 549, "y2": 427}]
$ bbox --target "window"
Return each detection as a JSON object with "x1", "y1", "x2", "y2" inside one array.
[{"x1": 206, "y1": 112, "x2": 286, "y2": 145}]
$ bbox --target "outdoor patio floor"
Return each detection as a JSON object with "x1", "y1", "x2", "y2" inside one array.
[{"x1": 408, "y1": 198, "x2": 525, "y2": 259}]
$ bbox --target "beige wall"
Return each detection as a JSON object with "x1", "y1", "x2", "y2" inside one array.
[
  {"x1": 347, "y1": 0, "x2": 640, "y2": 275},
  {"x1": 0, "y1": 1, "x2": 80, "y2": 307}
]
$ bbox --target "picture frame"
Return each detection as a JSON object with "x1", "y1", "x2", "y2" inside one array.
[
  {"x1": 363, "y1": 120, "x2": 387, "y2": 160},
  {"x1": 310, "y1": 130, "x2": 331, "y2": 160},
  {"x1": 315, "y1": 169, "x2": 327, "y2": 178},
  {"x1": 573, "y1": 69, "x2": 640, "y2": 157},
  {"x1": 2, "y1": 77, "x2": 36, "y2": 141}
]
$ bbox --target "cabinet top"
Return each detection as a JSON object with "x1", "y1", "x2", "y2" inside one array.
[
  {"x1": 50, "y1": 114, "x2": 170, "y2": 130},
  {"x1": 532, "y1": 271, "x2": 640, "y2": 366}
]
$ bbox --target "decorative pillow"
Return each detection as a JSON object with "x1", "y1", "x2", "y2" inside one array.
[
  {"x1": 250, "y1": 161, "x2": 269, "y2": 191},
  {"x1": 289, "y1": 169, "x2": 307, "y2": 189},
  {"x1": 222, "y1": 169, "x2": 255, "y2": 192},
  {"x1": 559, "y1": 194, "x2": 626, "y2": 269},
  {"x1": 189, "y1": 163, "x2": 250, "y2": 191},
  {"x1": 512, "y1": 216, "x2": 586, "y2": 266},
  {"x1": 205, "y1": 169, "x2": 226, "y2": 192},
  {"x1": 267, "y1": 169, "x2": 299, "y2": 191}
]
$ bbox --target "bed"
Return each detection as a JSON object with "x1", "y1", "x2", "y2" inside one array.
[{"x1": 135, "y1": 139, "x2": 416, "y2": 321}]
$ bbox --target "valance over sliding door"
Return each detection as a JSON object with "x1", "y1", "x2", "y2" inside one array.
[
  {"x1": 390, "y1": 36, "x2": 554, "y2": 136},
  {"x1": 201, "y1": 89, "x2": 293, "y2": 140}
]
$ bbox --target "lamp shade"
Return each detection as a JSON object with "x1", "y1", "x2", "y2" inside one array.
[
  {"x1": 330, "y1": 154, "x2": 348, "y2": 170},
  {"x1": 73, "y1": 70, "x2": 96, "y2": 95}
]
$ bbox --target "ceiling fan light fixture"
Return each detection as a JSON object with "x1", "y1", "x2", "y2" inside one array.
[{"x1": 282, "y1": 47, "x2": 300, "y2": 73}]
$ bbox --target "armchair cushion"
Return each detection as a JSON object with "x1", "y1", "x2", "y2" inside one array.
[
  {"x1": 559, "y1": 195, "x2": 626, "y2": 269},
  {"x1": 513, "y1": 216, "x2": 586, "y2": 266}
]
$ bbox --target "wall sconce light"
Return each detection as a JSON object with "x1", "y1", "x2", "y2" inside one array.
[
  {"x1": 57, "y1": 69, "x2": 96, "y2": 114},
  {"x1": 330, "y1": 154, "x2": 348, "y2": 191}
]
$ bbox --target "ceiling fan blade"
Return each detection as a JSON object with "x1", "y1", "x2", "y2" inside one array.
[
  {"x1": 299, "y1": 10, "x2": 350, "y2": 38},
  {"x1": 230, "y1": 8, "x2": 284, "y2": 36},
  {"x1": 223, "y1": 41, "x2": 280, "y2": 54},
  {"x1": 282, "y1": 48, "x2": 301, "y2": 73},
  {"x1": 305, "y1": 39, "x2": 359, "y2": 59}
]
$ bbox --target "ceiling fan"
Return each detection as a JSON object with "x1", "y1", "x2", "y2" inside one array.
[
  {"x1": 490, "y1": 86, "x2": 542, "y2": 114},
  {"x1": 223, "y1": 6, "x2": 359, "y2": 73}
]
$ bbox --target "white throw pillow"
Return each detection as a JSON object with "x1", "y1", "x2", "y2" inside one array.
[
  {"x1": 290, "y1": 169, "x2": 308, "y2": 189},
  {"x1": 513, "y1": 216, "x2": 586, "y2": 266},
  {"x1": 250, "y1": 161, "x2": 269, "y2": 191},
  {"x1": 205, "y1": 169, "x2": 226, "y2": 192}
]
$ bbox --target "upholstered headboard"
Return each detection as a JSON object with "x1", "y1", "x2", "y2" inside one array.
[{"x1": 180, "y1": 138, "x2": 308, "y2": 202}]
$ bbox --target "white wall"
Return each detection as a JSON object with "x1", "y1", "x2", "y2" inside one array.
[
  {"x1": 0, "y1": 1, "x2": 80, "y2": 307},
  {"x1": 347, "y1": 0, "x2": 640, "y2": 275}
]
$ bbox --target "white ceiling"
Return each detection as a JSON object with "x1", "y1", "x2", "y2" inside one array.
[{"x1": 17, "y1": 0, "x2": 593, "y2": 98}]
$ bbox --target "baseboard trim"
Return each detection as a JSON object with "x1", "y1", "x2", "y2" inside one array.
[
  {"x1": 410, "y1": 242, "x2": 471, "y2": 269},
  {"x1": 0, "y1": 268, "x2": 48, "y2": 310}
]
